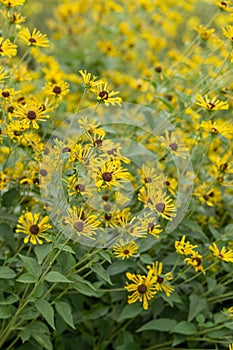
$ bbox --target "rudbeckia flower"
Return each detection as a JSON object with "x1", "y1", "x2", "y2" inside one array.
[
  {"x1": 16, "y1": 212, "x2": 52, "y2": 245},
  {"x1": 19, "y1": 28, "x2": 49, "y2": 47}
]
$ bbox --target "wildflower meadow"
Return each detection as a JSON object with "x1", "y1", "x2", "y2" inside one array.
[{"x1": 1, "y1": 0, "x2": 233, "y2": 349}]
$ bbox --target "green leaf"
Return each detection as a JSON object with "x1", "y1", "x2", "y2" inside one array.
[
  {"x1": 31, "y1": 332, "x2": 53, "y2": 350},
  {"x1": 16, "y1": 273, "x2": 37, "y2": 283},
  {"x1": 19, "y1": 329, "x2": 31, "y2": 343},
  {"x1": 154, "y1": 96, "x2": 174, "y2": 111},
  {"x1": 173, "y1": 321, "x2": 197, "y2": 335},
  {"x1": 182, "y1": 219, "x2": 208, "y2": 241},
  {"x1": 44, "y1": 271, "x2": 72, "y2": 283},
  {"x1": 118, "y1": 303, "x2": 142, "y2": 322},
  {"x1": 188, "y1": 294, "x2": 207, "y2": 322},
  {"x1": 98, "y1": 251, "x2": 112, "y2": 264},
  {"x1": 91, "y1": 264, "x2": 112, "y2": 285},
  {"x1": 2, "y1": 189, "x2": 19, "y2": 208},
  {"x1": 55, "y1": 301, "x2": 75, "y2": 329},
  {"x1": 73, "y1": 276, "x2": 98, "y2": 297},
  {"x1": 19, "y1": 255, "x2": 41, "y2": 278},
  {"x1": 172, "y1": 334, "x2": 186, "y2": 347},
  {"x1": 35, "y1": 244, "x2": 52, "y2": 264},
  {"x1": 108, "y1": 260, "x2": 135, "y2": 276},
  {"x1": 0, "y1": 266, "x2": 16, "y2": 279},
  {"x1": 139, "y1": 253, "x2": 153, "y2": 265},
  {"x1": 0, "y1": 305, "x2": 11, "y2": 319},
  {"x1": 55, "y1": 244, "x2": 75, "y2": 254},
  {"x1": 137, "y1": 318, "x2": 177, "y2": 332},
  {"x1": 34, "y1": 299, "x2": 55, "y2": 330},
  {"x1": 20, "y1": 306, "x2": 40, "y2": 320},
  {"x1": 0, "y1": 294, "x2": 19, "y2": 305},
  {"x1": 0, "y1": 223, "x2": 15, "y2": 249}
]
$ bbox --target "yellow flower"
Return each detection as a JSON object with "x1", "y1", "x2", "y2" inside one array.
[
  {"x1": 138, "y1": 215, "x2": 162, "y2": 238},
  {"x1": 0, "y1": 0, "x2": 25, "y2": 7},
  {"x1": 64, "y1": 206, "x2": 100, "y2": 239},
  {"x1": 0, "y1": 37, "x2": 17, "y2": 57},
  {"x1": 201, "y1": 120, "x2": 233, "y2": 138},
  {"x1": 196, "y1": 94, "x2": 229, "y2": 111},
  {"x1": 138, "y1": 187, "x2": 176, "y2": 221},
  {"x1": 94, "y1": 160, "x2": 131, "y2": 190},
  {"x1": 229, "y1": 344, "x2": 233, "y2": 350},
  {"x1": 217, "y1": 0, "x2": 233, "y2": 11},
  {"x1": 92, "y1": 83, "x2": 122, "y2": 106},
  {"x1": 139, "y1": 164, "x2": 161, "y2": 186},
  {"x1": 0, "y1": 10, "x2": 26, "y2": 24},
  {"x1": 148, "y1": 261, "x2": 174, "y2": 297},
  {"x1": 19, "y1": 28, "x2": 49, "y2": 47},
  {"x1": 116, "y1": 208, "x2": 146, "y2": 238},
  {"x1": 209, "y1": 242, "x2": 233, "y2": 262},
  {"x1": 113, "y1": 239, "x2": 138, "y2": 259},
  {"x1": 193, "y1": 184, "x2": 222, "y2": 207},
  {"x1": 195, "y1": 24, "x2": 215, "y2": 41},
  {"x1": 13, "y1": 99, "x2": 50, "y2": 129},
  {"x1": 0, "y1": 88, "x2": 20, "y2": 101},
  {"x1": 226, "y1": 306, "x2": 233, "y2": 317},
  {"x1": 16, "y1": 212, "x2": 51, "y2": 245},
  {"x1": 79, "y1": 69, "x2": 103, "y2": 89},
  {"x1": 175, "y1": 235, "x2": 198, "y2": 255},
  {"x1": 0, "y1": 65, "x2": 8, "y2": 83},
  {"x1": 222, "y1": 25, "x2": 233, "y2": 43},
  {"x1": 159, "y1": 131, "x2": 189, "y2": 159},
  {"x1": 125, "y1": 269, "x2": 158, "y2": 310},
  {"x1": 184, "y1": 251, "x2": 206, "y2": 274},
  {"x1": 43, "y1": 80, "x2": 70, "y2": 99}
]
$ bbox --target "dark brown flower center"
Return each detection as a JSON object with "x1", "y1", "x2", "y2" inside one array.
[
  {"x1": 220, "y1": 162, "x2": 228, "y2": 171},
  {"x1": 147, "y1": 197, "x2": 153, "y2": 205},
  {"x1": 169, "y1": 142, "x2": 178, "y2": 151},
  {"x1": 27, "y1": 110, "x2": 37, "y2": 120},
  {"x1": 211, "y1": 127, "x2": 218, "y2": 134},
  {"x1": 137, "y1": 284, "x2": 147, "y2": 294},
  {"x1": 144, "y1": 176, "x2": 152, "y2": 183},
  {"x1": 33, "y1": 177, "x2": 40, "y2": 185},
  {"x1": 207, "y1": 102, "x2": 215, "y2": 109},
  {"x1": 75, "y1": 183, "x2": 85, "y2": 192},
  {"x1": 99, "y1": 90, "x2": 109, "y2": 100},
  {"x1": 148, "y1": 222, "x2": 154, "y2": 231},
  {"x1": 107, "y1": 147, "x2": 117, "y2": 155},
  {"x1": 74, "y1": 221, "x2": 84, "y2": 232},
  {"x1": 40, "y1": 169, "x2": 48, "y2": 176},
  {"x1": 155, "y1": 202, "x2": 165, "y2": 213},
  {"x1": 104, "y1": 203, "x2": 111, "y2": 212},
  {"x1": 123, "y1": 249, "x2": 129, "y2": 255},
  {"x1": 192, "y1": 257, "x2": 202, "y2": 266},
  {"x1": 157, "y1": 276, "x2": 164, "y2": 284},
  {"x1": 8, "y1": 106, "x2": 14, "y2": 113},
  {"x1": 17, "y1": 97, "x2": 26, "y2": 104},
  {"x1": 62, "y1": 147, "x2": 71, "y2": 153},
  {"x1": 29, "y1": 224, "x2": 40, "y2": 235},
  {"x1": 102, "y1": 172, "x2": 112, "y2": 182},
  {"x1": 53, "y1": 86, "x2": 62, "y2": 94},
  {"x1": 29, "y1": 37, "x2": 37, "y2": 44},
  {"x1": 155, "y1": 66, "x2": 162, "y2": 73},
  {"x1": 2, "y1": 91, "x2": 10, "y2": 98},
  {"x1": 105, "y1": 213, "x2": 112, "y2": 221},
  {"x1": 94, "y1": 139, "x2": 103, "y2": 147},
  {"x1": 164, "y1": 180, "x2": 170, "y2": 186}
]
